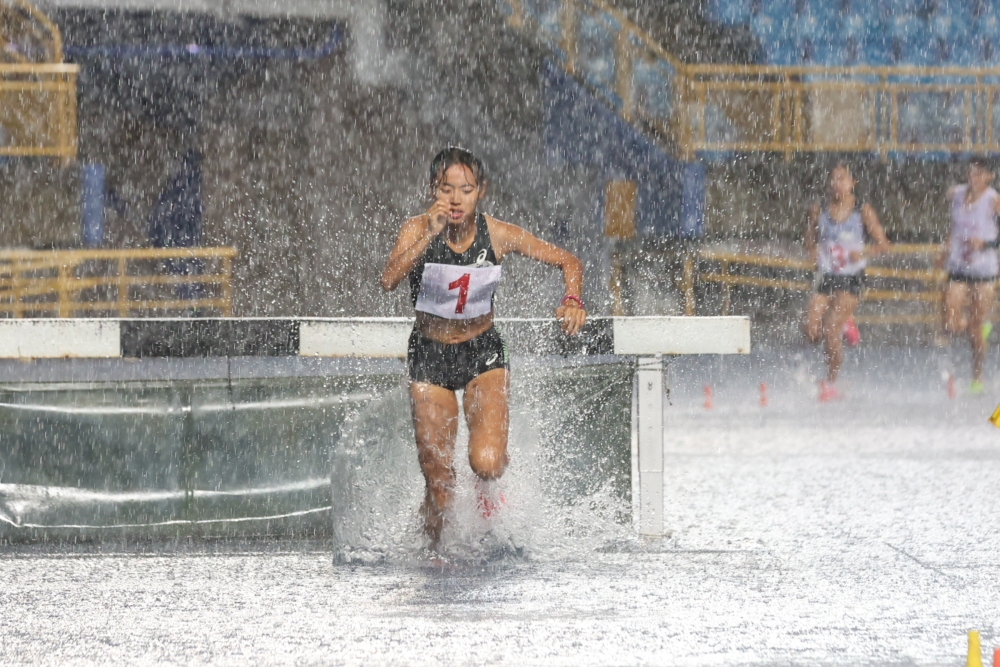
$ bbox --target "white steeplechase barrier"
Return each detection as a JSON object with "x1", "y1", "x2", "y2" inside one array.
[
  {"x1": 0, "y1": 316, "x2": 749, "y2": 537},
  {"x1": 612, "y1": 317, "x2": 750, "y2": 536}
]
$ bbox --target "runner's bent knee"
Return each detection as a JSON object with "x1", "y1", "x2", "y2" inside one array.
[{"x1": 469, "y1": 445, "x2": 507, "y2": 479}]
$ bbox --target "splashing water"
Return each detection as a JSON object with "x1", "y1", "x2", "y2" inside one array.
[{"x1": 331, "y1": 361, "x2": 635, "y2": 565}]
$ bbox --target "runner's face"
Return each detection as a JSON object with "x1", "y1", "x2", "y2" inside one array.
[
  {"x1": 828, "y1": 167, "x2": 855, "y2": 200},
  {"x1": 968, "y1": 164, "x2": 993, "y2": 192},
  {"x1": 434, "y1": 164, "x2": 482, "y2": 224}
]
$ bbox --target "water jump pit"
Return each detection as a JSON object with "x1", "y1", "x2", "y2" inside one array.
[{"x1": 2, "y1": 317, "x2": 999, "y2": 666}]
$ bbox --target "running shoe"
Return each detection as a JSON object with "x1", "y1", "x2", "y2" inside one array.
[
  {"x1": 476, "y1": 479, "x2": 506, "y2": 519},
  {"x1": 842, "y1": 317, "x2": 860, "y2": 347},
  {"x1": 819, "y1": 380, "x2": 839, "y2": 402},
  {"x1": 970, "y1": 380, "x2": 985, "y2": 395},
  {"x1": 983, "y1": 322, "x2": 993, "y2": 342}
]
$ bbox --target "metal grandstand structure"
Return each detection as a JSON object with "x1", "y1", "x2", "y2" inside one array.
[
  {"x1": 502, "y1": 0, "x2": 1000, "y2": 159},
  {"x1": 0, "y1": 0, "x2": 77, "y2": 160}
]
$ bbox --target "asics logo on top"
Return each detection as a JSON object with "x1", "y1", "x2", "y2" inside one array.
[{"x1": 475, "y1": 249, "x2": 493, "y2": 267}]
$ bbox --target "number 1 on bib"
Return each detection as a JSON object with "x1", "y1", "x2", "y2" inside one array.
[{"x1": 449, "y1": 273, "x2": 471, "y2": 314}]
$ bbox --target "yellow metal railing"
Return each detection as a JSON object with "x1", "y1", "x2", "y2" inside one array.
[
  {"x1": 681, "y1": 245, "x2": 983, "y2": 325},
  {"x1": 0, "y1": 247, "x2": 236, "y2": 317},
  {"x1": 501, "y1": 0, "x2": 1000, "y2": 159},
  {"x1": 680, "y1": 65, "x2": 1000, "y2": 160},
  {"x1": 0, "y1": 63, "x2": 77, "y2": 160},
  {"x1": 0, "y1": 1, "x2": 77, "y2": 160},
  {"x1": 0, "y1": 0, "x2": 63, "y2": 64}
]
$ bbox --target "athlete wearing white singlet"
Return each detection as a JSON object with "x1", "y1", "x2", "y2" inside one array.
[
  {"x1": 816, "y1": 204, "x2": 867, "y2": 296},
  {"x1": 941, "y1": 157, "x2": 1000, "y2": 390},
  {"x1": 946, "y1": 184, "x2": 999, "y2": 282},
  {"x1": 803, "y1": 162, "x2": 889, "y2": 398}
]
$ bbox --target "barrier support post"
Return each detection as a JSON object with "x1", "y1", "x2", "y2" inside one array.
[
  {"x1": 634, "y1": 354, "x2": 664, "y2": 536},
  {"x1": 682, "y1": 255, "x2": 695, "y2": 316}
]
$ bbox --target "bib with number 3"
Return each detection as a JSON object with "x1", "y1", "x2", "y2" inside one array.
[{"x1": 415, "y1": 263, "x2": 502, "y2": 319}]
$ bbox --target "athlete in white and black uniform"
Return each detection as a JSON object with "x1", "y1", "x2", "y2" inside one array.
[
  {"x1": 407, "y1": 211, "x2": 507, "y2": 390},
  {"x1": 941, "y1": 156, "x2": 1000, "y2": 391},
  {"x1": 803, "y1": 162, "x2": 889, "y2": 400},
  {"x1": 815, "y1": 203, "x2": 867, "y2": 297},
  {"x1": 381, "y1": 147, "x2": 586, "y2": 546}
]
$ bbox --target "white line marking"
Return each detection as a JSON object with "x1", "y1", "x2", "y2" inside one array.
[{"x1": 5, "y1": 506, "x2": 332, "y2": 530}]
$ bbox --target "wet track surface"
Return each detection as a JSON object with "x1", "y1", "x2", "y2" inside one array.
[{"x1": 2, "y1": 348, "x2": 1000, "y2": 666}]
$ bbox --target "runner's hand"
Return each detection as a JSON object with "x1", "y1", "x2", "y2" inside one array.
[
  {"x1": 556, "y1": 302, "x2": 586, "y2": 335},
  {"x1": 425, "y1": 200, "x2": 449, "y2": 237}
]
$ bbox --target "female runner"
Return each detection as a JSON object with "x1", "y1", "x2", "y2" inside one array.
[
  {"x1": 380, "y1": 147, "x2": 586, "y2": 546},
  {"x1": 803, "y1": 162, "x2": 889, "y2": 401},
  {"x1": 941, "y1": 156, "x2": 1000, "y2": 393}
]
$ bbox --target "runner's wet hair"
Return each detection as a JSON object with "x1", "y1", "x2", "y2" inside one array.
[
  {"x1": 969, "y1": 155, "x2": 994, "y2": 174},
  {"x1": 829, "y1": 160, "x2": 854, "y2": 180},
  {"x1": 429, "y1": 146, "x2": 486, "y2": 192}
]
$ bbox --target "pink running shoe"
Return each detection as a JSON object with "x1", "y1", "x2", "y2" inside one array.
[
  {"x1": 819, "y1": 380, "x2": 839, "y2": 403},
  {"x1": 842, "y1": 317, "x2": 860, "y2": 347},
  {"x1": 476, "y1": 480, "x2": 506, "y2": 519}
]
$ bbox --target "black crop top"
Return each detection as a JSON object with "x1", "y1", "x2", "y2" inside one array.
[{"x1": 408, "y1": 212, "x2": 499, "y2": 306}]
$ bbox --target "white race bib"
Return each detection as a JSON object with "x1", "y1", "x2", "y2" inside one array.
[{"x1": 415, "y1": 263, "x2": 502, "y2": 320}]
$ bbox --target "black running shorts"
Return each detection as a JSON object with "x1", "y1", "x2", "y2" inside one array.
[
  {"x1": 817, "y1": 273, "x2": 864, "y2": 297},
  {"x1": 948, "y1": 272, "x2": 997, "y2": 284},
  {"x1": 407, "y1": 326, "x2": 508, "y2": 391}
]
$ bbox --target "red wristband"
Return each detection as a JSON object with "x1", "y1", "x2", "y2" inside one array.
[{"x1": 561, "y1": 295, "x2": 584, "y2": 309}]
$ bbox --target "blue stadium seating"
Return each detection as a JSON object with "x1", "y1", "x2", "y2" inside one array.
[
  {"x1": 792, "y1": 11, "x2": 838, "y2": 47},
  {"x1": 756, "y1": 0, "x2": 797, "y2": 19},
  {"x1": 631, "y1": 58, "x2": 673, "y2": 119},
  {"x1": 887, "y1": 13, "x2": 928, "y2": 45},
  {"x1": 839, "y1": 13, "x2": 868, "y2": 41},
  {"x1": 806, "y1": 40, "x2": 848, "y2": 66},
  {"x1": 929, "y1": 0, "x2": 976, "y2": 22},
  {"x1": 695, "y1": 0, "x2": 1000, "y2": 155},
  {"x1": 576, "y1": 12, "x2": 618, "y2": 97},
  {"x1": 975, "y1": 12, "x2": 1000, "y2": 40},
  {"x1": 799, "y1": 2, "x2": 841, "y2": 24},
  {"x1": 704, "y1": 0, "x2": 753, "y2": 26},
  {"x1": 703, "y1": 0, "x2": 1000, "y2": 67},
  {"x1": 763, "y1": 40, "x2": 802, "y2": 65},
  {"x1": 983, "y1": 37, "x2": 1000, "y2": 65},
  {"x1": 898, "y1": 39, "x2": 941, "y2": 65},
  {"x1": 928, "y1": 12, "x2": 972, "y2": 40},
  {"x1": 947, "y1": 39, "x2": 985, "y2": 65},
  {"x1": 881, "y1": 0, "x2": 928, "y2": 16},
  {"x1": 751, "y1": 12, "x2": 791, "y2": 43},
  {"x1": 860, "y1": 37, "x2": 892, "y2": 65},
  {"x1": 843, "y1": 0, "x2": 884, "y2": 24},
  {"x1": 524, "y1": 0, "x2": 561, "y2": 40}
]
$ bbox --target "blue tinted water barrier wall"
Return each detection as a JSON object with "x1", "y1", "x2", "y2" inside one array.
[{"x1": 0, "y1": 317, "x2": 749, "y2": 541}]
